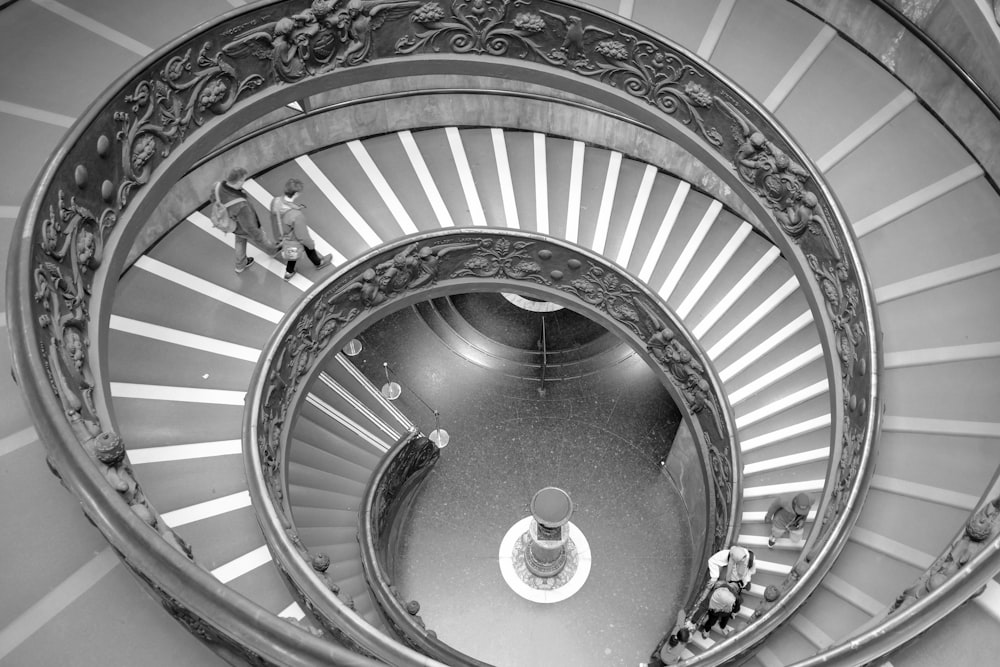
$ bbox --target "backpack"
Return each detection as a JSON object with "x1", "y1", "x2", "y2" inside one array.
[{"x1": 210, "y1": 182, "x2": 242, "y2": 233}]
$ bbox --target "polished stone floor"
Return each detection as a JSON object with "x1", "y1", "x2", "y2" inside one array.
[{"x1": 352, "y1": 299, "x2": 696, "y2": 666}]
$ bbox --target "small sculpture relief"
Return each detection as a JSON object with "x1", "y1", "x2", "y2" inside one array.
[
  {"x1": 647, "y1": 325, "x2": 721, "y2": 424},
  {"x1": 538, "y1": 11, "x2": 613, "y2": 61},
  {"x1": 224, "y1": 0, "x2": 420, "y2": 82},
  {"x1": 718, "y1": 98, "x2": 841, "y2": 256}
]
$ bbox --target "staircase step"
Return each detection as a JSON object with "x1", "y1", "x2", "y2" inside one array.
[{"x1": 289, "y1": 483, "x2": 363, "y2": 513}]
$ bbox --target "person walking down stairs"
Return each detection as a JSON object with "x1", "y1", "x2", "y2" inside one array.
[
  {"x1": 707, "y1": 545, "x2": 756, "y2": 590},
  {"x1": 272, "y1": 178, "x2": 332, "y2": 280},
  {"x1": 765, "y1": 493, "x2": 813, "y2": 548},
  {"x1": 217, "y1": 167, "x2": 271, "y2": 273}
]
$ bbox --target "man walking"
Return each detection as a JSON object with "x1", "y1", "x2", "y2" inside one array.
[
  {"x1": 217, "y1": 167, "x2": 268, "y2": 273},
  {"x1": 273, "y1": 178, "x2": 332, "y2": 280}
]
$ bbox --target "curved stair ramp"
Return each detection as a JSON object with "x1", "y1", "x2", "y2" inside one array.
[{"x1": 3, "y1": 1, "x2": 1000, "y2": 666}]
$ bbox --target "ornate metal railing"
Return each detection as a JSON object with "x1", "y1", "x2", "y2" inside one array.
[
  {"x1": 245, "y1": 229, "x2": 741, "y2": 661},
  {"x1": 7, "y1": 0, "x2": 890, "y2": 664},
  {"x1": 357, "y1": 430, "x2": 490, "y2": 666}
]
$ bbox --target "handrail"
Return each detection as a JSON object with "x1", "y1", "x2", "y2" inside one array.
[
  {"x1": 245, "y1": 230, "x2": 740, "y2": 663},
  {"x1": 868, "y1": 0, "x2": 1000, "y2": 123},
  {"x1": 7, "y1": 0, "x2": 881, "y2": 664},
  {"x1": 357, "y1": 431, "x2": 490, "y2": 666}
]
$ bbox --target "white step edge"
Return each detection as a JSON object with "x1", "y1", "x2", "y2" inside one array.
[
  {"x1": 334, "y1": 354, "x2": 415, "y2": 430},
  {"x1": 640, "y1": 181, "x2": 690, "y2": 287},
  {"x1": 849, "y1": 527, "x2": 936, "y2": 570},
  {"x1": 211, "y1": 545, "x2": 272, "y2": 584},
  {"x1": 869, "y1": 474, "x2": 980, "y2": 511},
  {"x1": 735, "y1": 380, "x2": 828, "y2": 429},
  {"x1": 347, "y1": 139, "x2": 417, "y2": 235},
  {"x1": 306, "y1": 393, "x2": 391, "y2": 453},
  {"x1": 318, "y1": 372, "x2": 401, "y2": 441},
  {"x1": 398, "y1": 129, "x2": 455, "y2": 228},
  {"x1": 133, "y1": 256, "x2": 283, "y2": 323},
  {"x1": 719, "y1": 312, "x2": 814, "y2": 383},
  {"x1": 764, "y1": 25, "x2": 837, "y2": 111},
  {"x1": 445, "y1": 127, "x2": 488, "y2": 227},
  {"x1": 875, "y1": 252, "x2": 1000, "y2": 303},
  {"x1": 821, "y1": 571, "x2": 885, "y2": 616},
  {"x1": 816, "y1": 90, "x2": 916, "y2": 173},
  {"x1": 743, "y1": 479, "x2": 824, "y2": 498},
  {"x1": 692, "y1": 237, "x2": 774, "y2": 339},
  {"x1": 491, "y1": 128, "x2": 521, "y2": 230},
  {"x1": 295, "y1": 155, "x2": 382, "y2": 245},
  {"x1": 707, "y1": 277, "x2": 798, "y2": 359},
  {"x1": 616, "y1": 164, "x2": 658, "y2": 267},
  {"x1": 533, "y1": 132, "x2": 549, "y2": 235},
  {"x1": 676, "y1": 203, "x2": 736, "y2": 318},
  {"x1": 855, "y1": 164, "x2": 983, "y2": 237},
  {"x1": 881, "y1": 415, "x2": 1000, "y2": 438},
  {"x1": 564, "y1": 139, "x2": 585, "y2": 243},
  {"x1": 743, "y1": 447, "x2": 829, "y2": 475},
  {"x1": 110, "y1": 314, "x2": 262, "y2": 363},
  {"x1": 591, "y1": 151, "x2": 622, "y2": 254},
  {"x1": 741, "y1": 414, "x2": 830, "y2": 452},
  {"x1": 728, "y1": 345, "x2": 823, "y2": 405},
  {"x1": 110, "y1": 382, "x2": 246, "y2": 405},
  {"x1": 160, "y1": 491, "x2": 252, "y2": 528},
  {"x1": 128, "y1": 439, "x2": 243, "y2": 465},
  {"x1": 884, "y1": 342, "x2": 1000, "y2": 368}
]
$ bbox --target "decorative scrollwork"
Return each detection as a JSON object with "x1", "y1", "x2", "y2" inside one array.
[
  {"x1": 396, "y1": 1, "x2": 723, "y2": 143},
  {"x1": 450, "y1": 237, "x2": 547, "y2": 283},
  {"x1": 115, "y1": 44, "x2": 263, "y2": 206},
  {"x1": 807, "y1": 254, "x2": 864, "y2": 381},
  {"x1": 559, "y1": 262, "x2": 643, "y2": 334}
]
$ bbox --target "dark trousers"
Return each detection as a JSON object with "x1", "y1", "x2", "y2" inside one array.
[
  {"x1": 702, "y1": 610, "x2": 732, "y2": 633},
  {"x1": 286, "y1": 246, "x2": 322, "y2": 273}
]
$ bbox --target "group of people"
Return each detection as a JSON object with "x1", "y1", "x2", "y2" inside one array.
[
  {"x1": 213, "y1": 167, "x2": 332, "y2": 279},
  {"x1": 652, "y1": 493, "x2": 813, "y2": 665}
]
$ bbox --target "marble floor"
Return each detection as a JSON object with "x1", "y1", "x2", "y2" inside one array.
[{"x1": 351, "y1": 299, "x2": 699, "y2": 666}]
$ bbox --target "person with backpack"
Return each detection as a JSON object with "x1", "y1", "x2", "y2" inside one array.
[
  {"x1": 272, "y1": 178, "x2": 332, "y2": 280},
  {"x1": 700, "y1": 582, "x2": 742, "y2": 639},
  {"x1": 706, "y1": 544, "x2": 756, "y2": 590},
  {"x1": 213, "y1": 167, "x2": 269, "y2": 273}
]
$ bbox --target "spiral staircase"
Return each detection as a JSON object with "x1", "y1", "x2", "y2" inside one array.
[{"x1": 3, "y1": 1, "x2": 1000, "y2": 666}]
